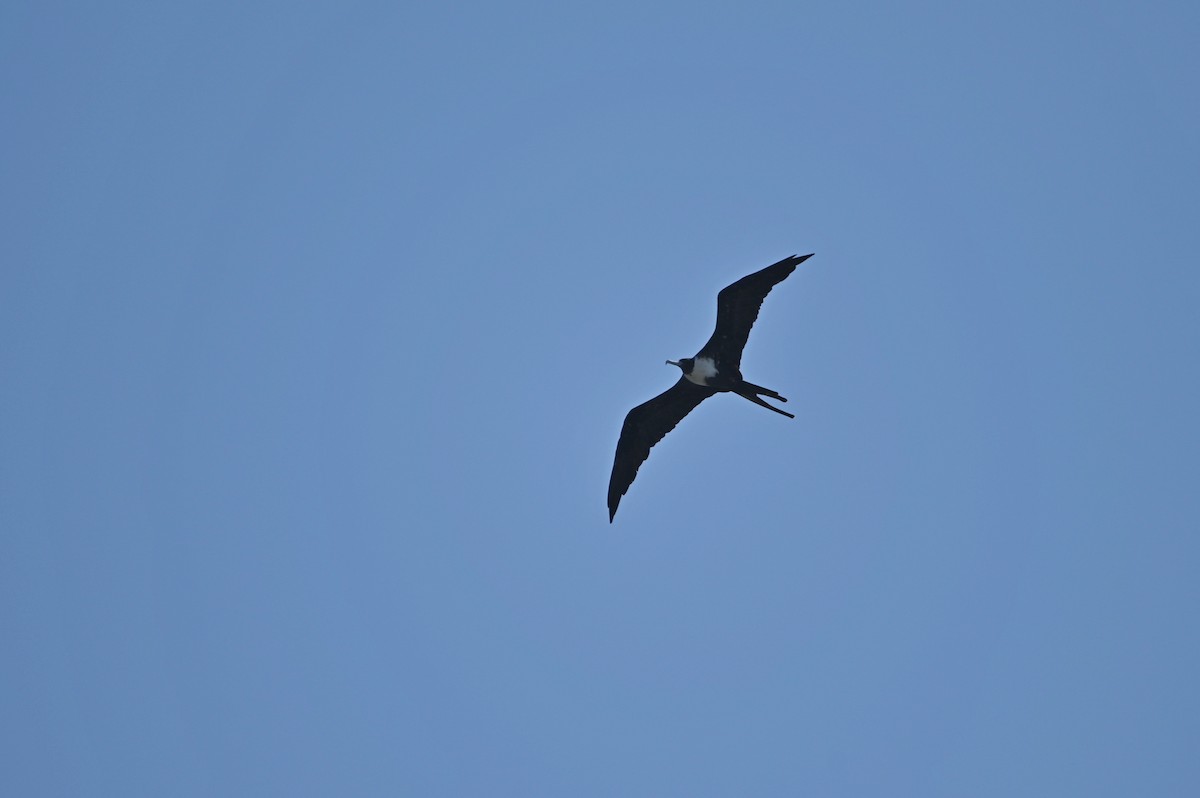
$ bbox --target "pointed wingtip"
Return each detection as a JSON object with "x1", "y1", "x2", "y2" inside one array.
[{"x1": 776, "y1": 253, "x2": 814, "y2": 271}]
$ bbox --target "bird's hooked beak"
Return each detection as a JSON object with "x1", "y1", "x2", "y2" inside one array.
[{"x1": 665, "y1": 360, "x2": 680, "y2": 368}]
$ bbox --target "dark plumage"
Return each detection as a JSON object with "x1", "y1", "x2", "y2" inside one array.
[{"x1": 607, "y1": 254, "x2": 813, "y2": 522}]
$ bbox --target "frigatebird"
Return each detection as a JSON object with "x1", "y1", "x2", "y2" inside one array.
[{"x1": 607, "y1": 254, "x2": 813, "y2": 522}]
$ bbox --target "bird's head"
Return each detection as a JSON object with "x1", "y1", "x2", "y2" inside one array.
[{"x1": 665, "y1": 358, "x2": 694, "y2": 374}]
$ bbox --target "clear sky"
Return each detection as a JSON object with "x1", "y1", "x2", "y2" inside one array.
[{"x1": 3, "y1": 2, "x2": 1198, "y2": 795}]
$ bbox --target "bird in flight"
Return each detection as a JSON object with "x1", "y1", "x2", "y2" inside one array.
[{"x1": 607, "y1": 254, "x2": 814, "y2": 522}]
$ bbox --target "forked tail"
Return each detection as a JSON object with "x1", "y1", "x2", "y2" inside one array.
[{"x1": 736, "y1": 381, "x2": 794, "y2": 418}]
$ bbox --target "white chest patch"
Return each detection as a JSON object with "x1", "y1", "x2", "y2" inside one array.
[{"x1": 685, "y1": 356, "x2": 719, "y2": 386}]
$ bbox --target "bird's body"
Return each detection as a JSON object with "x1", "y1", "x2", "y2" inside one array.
[
  {"x1": 681, "y1": 355, "x2": 719, "y2": 386},
  {"x1": 607, "y1": 254, "x2": 813, "y2": 522}
]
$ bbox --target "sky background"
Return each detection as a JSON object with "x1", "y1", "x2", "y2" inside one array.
[{"x1": 3, "y1": 1, "x2": 1199, "y2": 795}]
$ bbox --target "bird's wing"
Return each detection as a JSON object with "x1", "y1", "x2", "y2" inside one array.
[
  {"x1": 608, "y1": 377, "x2": 716, "y2": 522},
  {"x1": 699, "y1": 254, "x2": 812, "y2": 369}
]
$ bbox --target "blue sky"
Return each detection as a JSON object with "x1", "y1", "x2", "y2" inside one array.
[{"x1": 3, "y1": 1, "x2": 1198, "y2": 795}]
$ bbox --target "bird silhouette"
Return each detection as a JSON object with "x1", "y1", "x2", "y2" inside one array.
[{"x1": 607, "y1": 254, "x2": 813, "y2": 522}]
